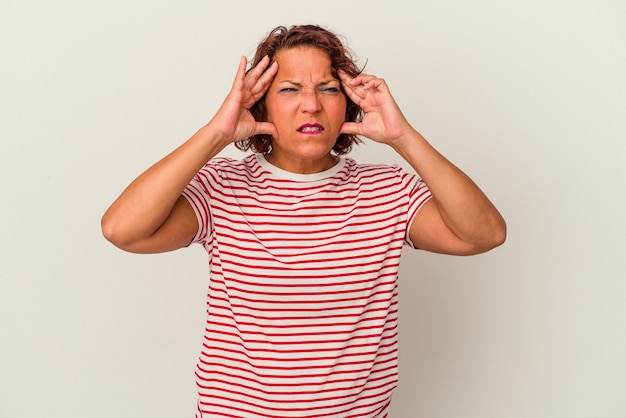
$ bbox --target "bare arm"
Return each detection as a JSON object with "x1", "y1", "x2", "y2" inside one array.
[
  {"x1": 391, "y1": 129, "x2": 506, "y2": 255},
  {"x1": 339, "y1": 71, "x2": 506, "y2": 255},
  {"x1": 101, "y1": 56, "x2": 278, "y2": 253}
]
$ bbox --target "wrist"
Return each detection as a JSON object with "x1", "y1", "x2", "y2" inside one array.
[
  {"x1": 199, "y1": 121, "x2": 235, "y2": 149},
  {"x1": 388, "y1": 128, "x2": 425, "y2": 153}
]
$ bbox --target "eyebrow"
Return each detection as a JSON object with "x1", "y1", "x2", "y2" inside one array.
[{"x1": 280, "y1": 79, "x2": 339, "y2": 87}]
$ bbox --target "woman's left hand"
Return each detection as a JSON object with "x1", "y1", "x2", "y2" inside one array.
[
  {"x1": 340, "y1": 70, "x2": 506, "y2": 255},
  {"x1": 339, "y1": 71, "x2": 413, "y2": 145}
]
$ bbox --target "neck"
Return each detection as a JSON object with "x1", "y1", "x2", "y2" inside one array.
[{"x1": 265, "y1": 153, "x2": 338, "y2": 174}]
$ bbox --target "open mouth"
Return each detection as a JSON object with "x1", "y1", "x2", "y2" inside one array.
[{"x1": 297, "y1": 123, "x2": 325, "y2": 134}]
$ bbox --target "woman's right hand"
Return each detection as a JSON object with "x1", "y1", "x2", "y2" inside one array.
[
  {"x1": 211, "y1": 55, "x2": 278, "y2": 144},
  {"x1": 102, "y1": 55, "x2": 278, "y2": 254}
]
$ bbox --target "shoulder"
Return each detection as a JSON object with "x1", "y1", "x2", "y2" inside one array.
[
  {"x1": 342, "y1": 158, "x2": 427, "y2": 198},
  {"x1": 199, "y1": 154, "x2": 262, "y2": 179},
  {"x1": 343, "y1": 157, "x2": 398, "y2": 172},
  {"x1": 204, "y1": 154, "x2": 254, "y2": 170},
  {"x1": 342, "y1": 158, "x2": 408, "y2": 180}
]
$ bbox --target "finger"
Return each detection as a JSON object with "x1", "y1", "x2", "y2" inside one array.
[
  {"x1": 338, "y1": 69, "x2": 363, "y2": 85},
  {"x1": 338, "y1": 70, "x2": 362, "y2": 94},
  {"x1": 247, "y1": 55, "x2": 270, "y2": 78},
  {"x1": 252, "y1": 60, "x2": 278, "y2": 97},
  {"x1": 339, "y1": 70, "x2": 373, "y2": 86},
  {"x1": 351, "y1": 75, "x2": 383, "y2": 92},
  {"x1": 231, "y1": 55, "x2": 248, "y2": 90},
  {"x1": 339, "y1": 71, "x2": 383, "y2": 106},
  {"x1": 338, "y1": 69, "x2": 354, "y2": 84},
  {"x1": 254, "y1": 121, "x2": 277, "y2": 138},
  {"x1": 339, "y1": 73, "x2": 364, "y2": 104},
  {"x1": 339, "y1": 121, "x2": 362, "y2": 136},
  {"x1": 244, "y1": 57, "x2": 278, "y2": 102},
  {"x1": 362, "y1": 78, "x2": 384, "y2": 92}
]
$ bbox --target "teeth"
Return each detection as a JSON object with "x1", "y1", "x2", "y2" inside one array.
[{"x1": 300, "y1": 126, "x2": 322, "y2": 132}]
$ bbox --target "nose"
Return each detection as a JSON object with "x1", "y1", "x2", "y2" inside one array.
[{"x1": 300, "y1": 89, "x2": 322, "y2": 113}]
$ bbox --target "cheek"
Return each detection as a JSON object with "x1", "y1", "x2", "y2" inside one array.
[
  {"x1": 336, "y1": 94, "x2": 347, "y2": 114},
  {"x1": 330, "y1": 99, "x2": 348, "y2": 123},
  {"x1": 265, "y1": 98, "x2": 295, "y2": 123},
  {"x1": 264, "y1": 99, "x2": 277, "y2": 122}
]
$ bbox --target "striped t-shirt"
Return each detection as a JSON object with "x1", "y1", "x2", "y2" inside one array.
[{"x1": 182, "y1": 153, "x2": 432, "y2": 418}]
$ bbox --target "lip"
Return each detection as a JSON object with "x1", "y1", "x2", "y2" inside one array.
[{"x1": 297, "y1": 123, "x2": 325, "y2": 134}]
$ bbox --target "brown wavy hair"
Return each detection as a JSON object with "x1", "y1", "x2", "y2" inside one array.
[{"x1": 234, "y1": 25, "x2": 364, "y2": 155}]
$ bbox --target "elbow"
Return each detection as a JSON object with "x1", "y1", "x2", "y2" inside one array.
[
  {"x1": 483, "y1": 217, "x2": 507, "y2": 252},
  {"x1": 492, "y1": 220, "x2": 507, "y2": 248},
  {"x1": 466, "y1": 217, "x2": 506, "y2": 255},
  {"x1": 101, "y1": 213, "x2": 122, "y2": 247},
  {"x1": 101, "y1": 212, "x2": 135, "y2": 250}
]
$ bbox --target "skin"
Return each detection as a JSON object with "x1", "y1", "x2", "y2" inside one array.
[
  {"x1": 101, "y1": 46, "x2": 506, "y2": 255},
  {"x1": 338, "y1": 71, "x2": 506, "y2": 254},
  {"x1": 264, "y1": 47, "x2": 346, "y2": 173}
]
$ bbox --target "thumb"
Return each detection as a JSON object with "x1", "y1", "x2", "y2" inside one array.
[
  {"x1": 340, "y1": 121, "x2": 362, "y2": 136},
  {"x1": 255, "y1": 121, "x2": 277, "y2": 138}
]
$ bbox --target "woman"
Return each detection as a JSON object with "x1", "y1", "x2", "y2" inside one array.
[{"x1": 102, "y1": 25, "x2": 505, "y2": 418}]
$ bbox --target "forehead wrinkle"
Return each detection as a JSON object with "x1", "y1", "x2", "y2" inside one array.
[{"x1": 273, "y1": 47, "x2": 338, "y2": 87}]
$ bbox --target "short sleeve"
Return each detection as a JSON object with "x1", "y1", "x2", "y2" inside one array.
[
  {"x1": 181, "y1": 165, "x2": 214, "y2": 247},
  {"x1": 399, "y1": 168, "x2": 432, "y2": 248}
]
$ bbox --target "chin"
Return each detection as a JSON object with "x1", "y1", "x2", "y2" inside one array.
[
  {"x1": 297, "y1": 148, "x2": 334, "y2": 161},
  {"x1": 305, "y1": 141, "x2": 332, "y2": 151}
]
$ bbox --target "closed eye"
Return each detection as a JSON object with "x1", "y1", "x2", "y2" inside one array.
[{"x1": 320, "y1": 87, "x2": 340, "y2": 93}]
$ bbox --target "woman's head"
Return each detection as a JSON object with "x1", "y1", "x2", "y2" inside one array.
[{"x1": 235, "y1": 24, "x2": 363, "y2": 155}]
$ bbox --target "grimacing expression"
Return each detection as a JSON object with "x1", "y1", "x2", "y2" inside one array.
[{"x1": 264, "y1": 47, "x2": 347, "y2": 173}]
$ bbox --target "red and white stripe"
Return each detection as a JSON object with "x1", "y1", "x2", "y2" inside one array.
[{"x1": 182, "y1": 154, "x2": 431, "y2": 418}]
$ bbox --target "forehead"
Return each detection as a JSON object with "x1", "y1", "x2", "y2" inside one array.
[{"x1": 273, "y1": 47, "x2": 335, "y2": 80}]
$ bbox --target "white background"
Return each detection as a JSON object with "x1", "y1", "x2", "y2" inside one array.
[{"x1": 1, "y1": 0, "x2": 625, "y2": 417}]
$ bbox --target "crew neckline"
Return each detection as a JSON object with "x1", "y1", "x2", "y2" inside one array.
[{"x1": 256, "y1": 154, "x2": 346, "y2": 181}]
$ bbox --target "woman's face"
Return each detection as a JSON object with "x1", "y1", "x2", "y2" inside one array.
[{"x1": 264, "y1": 47, "x2": 347, "y2": 174}]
